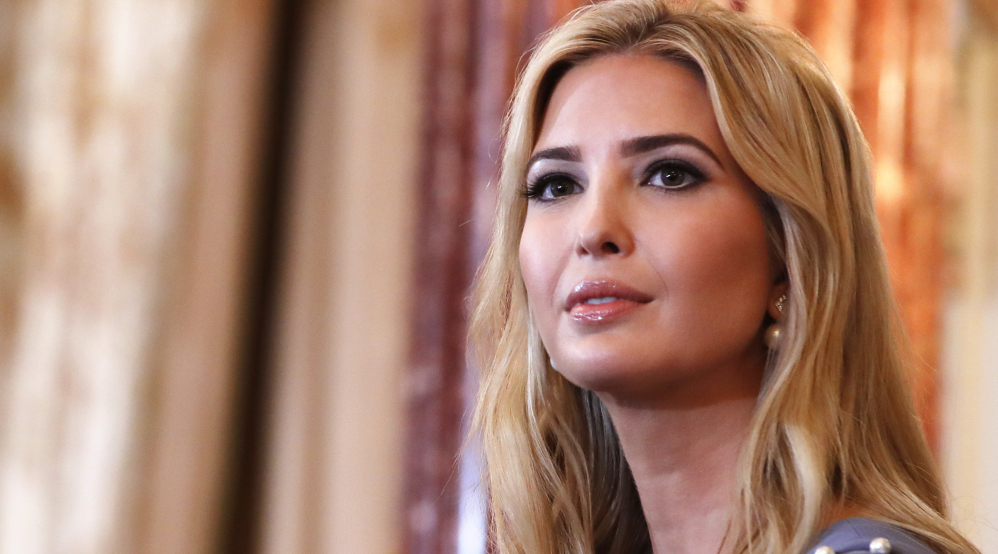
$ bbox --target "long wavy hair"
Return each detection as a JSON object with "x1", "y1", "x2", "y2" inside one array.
[{"x1": 469, "y1": 1, "x2": 978, "y2": 553}]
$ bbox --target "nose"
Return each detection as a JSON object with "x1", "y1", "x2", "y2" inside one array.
[{"x1": 575, "y1": 183, "x2": 634, "y2": 258}]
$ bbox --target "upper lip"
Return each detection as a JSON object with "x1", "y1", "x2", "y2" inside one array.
[{"x1": 564, "y1": 280, "x2": 654, "y2": 310}]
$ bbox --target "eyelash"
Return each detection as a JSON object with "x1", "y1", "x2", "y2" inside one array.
[
  {"x1": 523, "y1": 172, "x2": 578, "y2": 200},
  {"x1": 523, "y1": 159, "x2": 707, "y2": 201},
  {"x1": 642, "y1": 159, "x2": 707, "y2": 190}
]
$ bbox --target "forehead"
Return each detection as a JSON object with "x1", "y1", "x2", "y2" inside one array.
[{"x1": 534, "y1": 54, "x2": 724, "y2": 154}]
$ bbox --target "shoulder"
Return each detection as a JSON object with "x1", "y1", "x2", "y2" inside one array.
[{"x1": 805, "y1": 518, "x2": 938, "y2": 554}]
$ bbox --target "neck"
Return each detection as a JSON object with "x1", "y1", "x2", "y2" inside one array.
[{"x1": 599, "y1": 364, "x2": 763, "y2": 554}]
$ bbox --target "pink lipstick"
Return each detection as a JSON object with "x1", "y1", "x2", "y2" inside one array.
[{"x1": 565, "y1": 280, "x2": 652, "y2": 324}]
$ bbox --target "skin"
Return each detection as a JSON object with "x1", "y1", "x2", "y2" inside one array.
[{"x1": 518, "y1": 54, "x2": 788, "y2": 554}]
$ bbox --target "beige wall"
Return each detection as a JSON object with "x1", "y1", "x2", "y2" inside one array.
[{"x1": 941, "y1": 4, "x2": 998, "y2": 551}]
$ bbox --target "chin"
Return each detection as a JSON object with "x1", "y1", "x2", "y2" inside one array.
[
  {"x1": 550, "y1": 345, "x2": 761, "y2": 406},
  {"x1": 553, "y1": 355, "x2": 676, "y2": 398}
]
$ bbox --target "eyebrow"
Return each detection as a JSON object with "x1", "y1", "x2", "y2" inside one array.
[
  {"x1": 621, "y1": 133, "x2": 722, "y2": 165},
  {"x1": 526, "y1": 145, "x2": 582, "y2": 169},
  {"x1": 526, "y1": 133, "x2": 722, "y2": 173}
]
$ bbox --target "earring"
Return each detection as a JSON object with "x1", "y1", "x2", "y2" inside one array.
[
  {"x1": 764, "y1": 322, "x2": 783, "y2": 349},
  {"x1": 766, "y1": 293, "x2": 787, "y2": 349}
]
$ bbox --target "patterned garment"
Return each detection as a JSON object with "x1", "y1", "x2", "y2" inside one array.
[{"x1": 805, "y1": 518, "x2": 937, "y2": 554}]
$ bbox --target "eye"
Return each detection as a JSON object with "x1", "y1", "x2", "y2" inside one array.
[
  {"x1": 646, "y1": 161, "x2": 705, "y2": 190},
  {"x1": 525, "y1": 174, "x2": 580, "y2": 201}
]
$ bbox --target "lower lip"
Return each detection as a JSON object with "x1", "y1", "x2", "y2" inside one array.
[{"x1": 569, "y1": 300, "x2": 643, "y2": 323}]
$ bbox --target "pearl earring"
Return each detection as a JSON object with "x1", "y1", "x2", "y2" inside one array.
[{"x1": 764, "y1": 322, "x2": 783, "y2": 349}]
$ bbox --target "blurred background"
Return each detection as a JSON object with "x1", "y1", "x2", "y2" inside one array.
[{"x1": 0, "y1": 0, "x2": 994, "y2": 553}]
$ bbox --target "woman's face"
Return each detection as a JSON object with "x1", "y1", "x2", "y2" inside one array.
[{"x1": 519, "y1": 55, "x2": 783, "y2": 402}]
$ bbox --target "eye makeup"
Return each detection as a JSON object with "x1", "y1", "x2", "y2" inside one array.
[
  {"x1": 523, "y1": 153, "x2": 710, "y2": 201},
  {"x1": 640, "y1": 157, "x2": 708, "y2": 191},
  {"x1": 523, "y1": 171, "x2": 581, "y2": 200},
  {"x1": 522, "y1": 133, "x2": 721, "y2": 202}
]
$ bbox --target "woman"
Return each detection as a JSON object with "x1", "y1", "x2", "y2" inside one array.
[{"x1": 469, "y1": 1, "x2": 978, "y2": 553}]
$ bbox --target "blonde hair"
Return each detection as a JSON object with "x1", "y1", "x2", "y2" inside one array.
[{"x1": 469, "y1": 1, "x2": 978, "y2": 553}]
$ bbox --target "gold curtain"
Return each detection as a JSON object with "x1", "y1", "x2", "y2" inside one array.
[{"x1": 0, "y1": 0, "x2": 279, "y2": 552}]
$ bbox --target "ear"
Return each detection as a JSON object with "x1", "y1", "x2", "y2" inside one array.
[{"x1": 767, "y1": 282, "x2": 789, "y2": 321}]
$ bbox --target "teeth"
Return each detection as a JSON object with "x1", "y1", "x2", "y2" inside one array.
[{"x1": 585, "y1": 296, "x2": 618, "y2": 305}]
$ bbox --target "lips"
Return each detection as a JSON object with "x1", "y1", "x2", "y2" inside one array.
[{"x1": 565, "y1": 280, "x2": 653, "y2": 323}]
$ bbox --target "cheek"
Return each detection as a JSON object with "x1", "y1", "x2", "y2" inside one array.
[
  {"x1": 518, "y1": 218, "x2": 561, "y2": 315},
  {"x1": 647, "y1": 199, "x2": 772, "y2": 334},
  {"x1": 694, "y1": 218, "x2": 768, "y2": 289}
]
